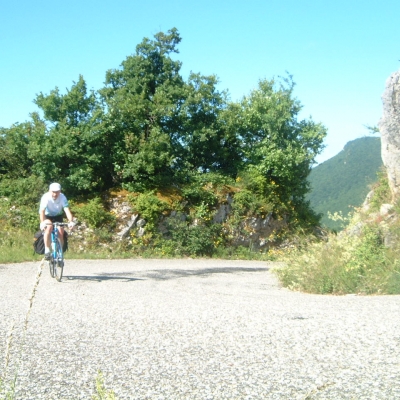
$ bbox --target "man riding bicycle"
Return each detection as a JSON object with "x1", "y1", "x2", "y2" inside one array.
[{"x1": 39, "y1": 182, "x2": 75, "y2": 260}]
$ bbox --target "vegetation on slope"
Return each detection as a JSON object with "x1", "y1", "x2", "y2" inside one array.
[
  {"x1": 307, "y1": 136, "x2": 382, "y2": 230},
  {"x1": 0, "y1": 28, "x2": 327, "y2": 260},
  {"x1": 275, "y1": 171, "x2": 400, "y2": 294}
]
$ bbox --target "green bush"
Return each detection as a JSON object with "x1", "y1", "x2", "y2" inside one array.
[
  {"x1": 128, "y1": 191, "x2": 169, "y2": 229},
  {"x1": 274, "y1": 221, "x2": 400, "y2": 295},
  {"x1": 231, "y1": 190, "x2": 271, "y2": 217},
  {"x1": 191, "y1": 171, "x2": 235, "y2": 188},
  {"x1": 0, "y1": 198, "x2": 38, "y2": 233},
  {"x1": 157, "y1": 217, "x2": 223, "y2": 257},
  {"x1": 369, "y1": 168, "x2": 391, "y2": 212},
  {"x1": 181, "y1": 185, "x2": 217, "y2": 207},
  {"x1": 0, "y1": 175, "x2": 46, "y2": 205},
  {"x1": 74, "y1": 197, "x2": 116, "y2": 229}
]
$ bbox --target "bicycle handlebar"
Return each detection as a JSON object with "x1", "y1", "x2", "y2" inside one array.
[{"x1": 45, "y1": 222, "x2": 70, "y2": 227}]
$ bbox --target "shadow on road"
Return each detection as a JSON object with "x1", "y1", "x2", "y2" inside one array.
[
  {"x1": 64, "y1": 275, "x2": 144, "y2": 282},
  {"x1": 64, "y1": 267, "x2": 269, "y2": 283}
]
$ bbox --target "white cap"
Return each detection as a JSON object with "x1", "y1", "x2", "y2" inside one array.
[{"x1": 49, "y1": 182, "x2": 61, "y2": 191}]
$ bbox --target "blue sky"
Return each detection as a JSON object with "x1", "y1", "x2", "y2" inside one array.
[{"x1": 1, "y1": 0, "x2": 399, "y2": 163}]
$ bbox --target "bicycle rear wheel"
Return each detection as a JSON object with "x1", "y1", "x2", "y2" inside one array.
[{"x1": 54, "y1": 238, "x2": 64, "y2": 282}]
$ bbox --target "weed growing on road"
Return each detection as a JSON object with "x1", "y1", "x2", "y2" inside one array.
[{"x1": 92, "y1": 371, "x2": 118, "y2": 400}]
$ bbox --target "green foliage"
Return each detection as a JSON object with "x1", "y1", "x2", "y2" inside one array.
[
  {"x1": 0, "y1": 28, "x2": 327, "y2": 250},
  {"x1": 369, "y1": 167, "x2": 391, "y2": 211},
  {"x1": 0, "y1": 122, "x2": 34, "y2": 179},
  {"x1": 274, "y1": 220, "x2": 400, "y2": 295},
  {"x1": 157, "y1": 218, "x2": 223, "y2": 257},
  {"x1": 177, "y1": 73, "x2": 240, "y2": 176},
  {"x1": 100, "y1": 28, "x2": 185, "y2": 189},
  {"x1": 226, "y1": 75, "x2": 326, "y2": 203},
  {"x1": 92, "y1": 372, "x2": 117, "y2": 400},
  {"x1": 181, "y1": 186, "x2": 217, "y2": 208},
  {"x1": 129, "y1": 192, "x2": 169, "y2": 228},
  {"x1": 0, "y1": 175, "x2": 46, "y2": 206},
  {"x1": 307, "y1": 137, "x2": 383, "y2": 230},
  {"x1": 192, "y1": 171, "x2": 235, "y2": 187},
  {"x1": 74, "y1": 198, "x2": 116, "y2": 229},
  {"x1": 231, "y1": 189, "x2": 271, "y2": 217},
  {"x1": 0, "y1": 225, "x2": 40, "y2": 263},
  {"x1": 0, "y1": 196, "x2": 38, "y2": 233}
]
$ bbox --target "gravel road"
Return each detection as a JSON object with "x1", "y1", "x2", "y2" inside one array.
[{"x1": 1, "y1": 258, "x2": 399, "y2": 399}]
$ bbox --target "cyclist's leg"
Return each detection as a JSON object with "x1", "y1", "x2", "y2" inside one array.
[
  {"x1": 58, "y1": 226, "x2": 64, "y2": 248},
  {"x1": 43, "y1": 218, "x2": 53, "y2": 258}
]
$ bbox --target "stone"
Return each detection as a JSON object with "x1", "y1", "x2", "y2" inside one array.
[
  {"x1": 213, "y1": 204, "x2": 231, "y2": 223},
  {"x1": 379, "y1": 69, "x2": 400, "y2": 201},
  {"x1": 136, "y1": 218, "x2": 146, "y2": 227},
  {"x1": 380, "y1": 203, "x2": 393, "y2": 216},
  {"x1": 116, "y1": 213, "x2": 139, "y2": 239}
]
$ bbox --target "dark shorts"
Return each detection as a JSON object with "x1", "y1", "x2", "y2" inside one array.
[{"x1": 45, "y1": 215, "x2": 64, "y2": 223}]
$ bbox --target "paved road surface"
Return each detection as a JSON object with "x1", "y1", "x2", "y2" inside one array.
[{"x1": 1, "y1": 258, "x2": 399, "y2": 399}]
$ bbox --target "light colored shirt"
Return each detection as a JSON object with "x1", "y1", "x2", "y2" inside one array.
[{"x1": 39, "y1": 192, "x2": 69, "y2": 217}]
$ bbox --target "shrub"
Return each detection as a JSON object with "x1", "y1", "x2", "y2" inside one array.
[
  {"x1": 158, "y1": 217, "x2": 223, "y2": 257},
  {"x1": 0, "y1": 198, "x2": 38, "y2": 232},
  {"x1": 128, "y1": 191, "x2": 169, "y2": 229},
  {"x1": 0, "y1": 175, "x2": 46, "y2": 205},
  {"x1": 74, "y1": 197, "x2": 116, "y2": 229},
  {"x1": 274, "y1": 221, "x2": 400, "y2": 295},
  {"x1": 231, "y1": 190, "x2": 271, "y2": 217},
  {"x1": 181, "y1": 185, "x2": 217, "y2": 208},
  {"x1": 369, "y1": 168, "x2": 391, "y2": 211}
]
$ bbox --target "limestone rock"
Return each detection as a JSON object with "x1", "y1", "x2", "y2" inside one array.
[{"x1": 379, "y1": 69, "x2": 400, "y2": 200}]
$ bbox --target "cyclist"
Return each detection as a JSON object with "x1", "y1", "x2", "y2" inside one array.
[{"x1": 39, "y1": 182, "x2": 75, "y2": 260}]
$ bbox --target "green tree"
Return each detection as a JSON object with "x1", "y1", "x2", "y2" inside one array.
[
  {"x1": 228, "y1": 75, "x2": 326, "y2": 222},
  {"x1": 176, "y1": 73, "x2": 241, "y2": 176},
  {"x1": 99, "y1": 28, "x2": 241, "y2": 189},
  {"x1": 30, "y1": 77, "x2": 112, "y2": 194},
  {"x1": 35, "y1": 75, "x2": 96, "y2": 126},
  {"x1": 0, "y1": 122, "x2": 34, "y2": 179},
  {"x1": 99, "y1": 28, "x2": 185, "y2": 189}
]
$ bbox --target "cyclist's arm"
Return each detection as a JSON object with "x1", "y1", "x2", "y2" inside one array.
[
  {"x1": 64, "y1": 207, "x2": 73, "y2": 223},
  {"x1": 39, "y1": 209, "x2": 47, "y2": 223}
]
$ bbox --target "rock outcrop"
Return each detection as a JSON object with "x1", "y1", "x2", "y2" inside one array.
[{"x1": 379, "y1": 69, "x2": 400, "y2": 201}]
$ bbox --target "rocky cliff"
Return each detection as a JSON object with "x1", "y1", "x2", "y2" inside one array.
[{"x1": 379, "y1": 69, "x2": 400, "y2": 201}]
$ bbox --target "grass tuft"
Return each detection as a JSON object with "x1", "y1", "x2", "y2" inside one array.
[{"x1": 92, "y1": 371, "x2": 117, "y2": 400}]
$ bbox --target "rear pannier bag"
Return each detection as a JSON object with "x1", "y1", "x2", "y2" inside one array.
[
  {"x1": 63, "y1": 231, "x2": 68, "y2": 253},
  {"x1": 33, "y1": 230, "x2": 68, "y2": 255},
  {"x1": 33, "y1": 231, "x2": 45, "y2": 254}
]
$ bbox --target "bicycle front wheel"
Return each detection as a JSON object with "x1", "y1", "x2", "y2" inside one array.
[
  {"x1": 54, "y1": 238, "x2": 64, "y2": 282},
  {"x1": 49, "y1": 258, "x2": 55, "y2": 278}
]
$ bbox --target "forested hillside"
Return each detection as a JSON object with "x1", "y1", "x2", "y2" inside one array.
[{"x1": 307, "y1": 136, "x2": 382, "y2": 230}]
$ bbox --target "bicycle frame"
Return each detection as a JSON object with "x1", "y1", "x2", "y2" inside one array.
[{"x1": 48, "y1": 222, "x2": 68, "y2": 281}]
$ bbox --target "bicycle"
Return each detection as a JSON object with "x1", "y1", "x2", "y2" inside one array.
[{"x1": 47, "y1": 222, "x2": 68, "y2": 282}]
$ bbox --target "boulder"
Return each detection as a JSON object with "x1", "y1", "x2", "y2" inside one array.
[{"x1": 379, "y1": 69, "x2": 400, "y2": 201}]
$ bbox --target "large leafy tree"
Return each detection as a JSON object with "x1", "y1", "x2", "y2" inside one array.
[
  {"x1": 30, "y1": 76, "x2": 112, "y2": 194},
  {"x1": 99, "y1": 28, "x2": 241, "y2": 189},
  {"x1": 99, "y1": 28, "x2": 185, "y2": 189},
  {"x1": 226, "y1": 75, "x2": 327, "y2": 218},
  {"x1": 177, "y1": 73, "x2": 241, "y2": 176}
]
